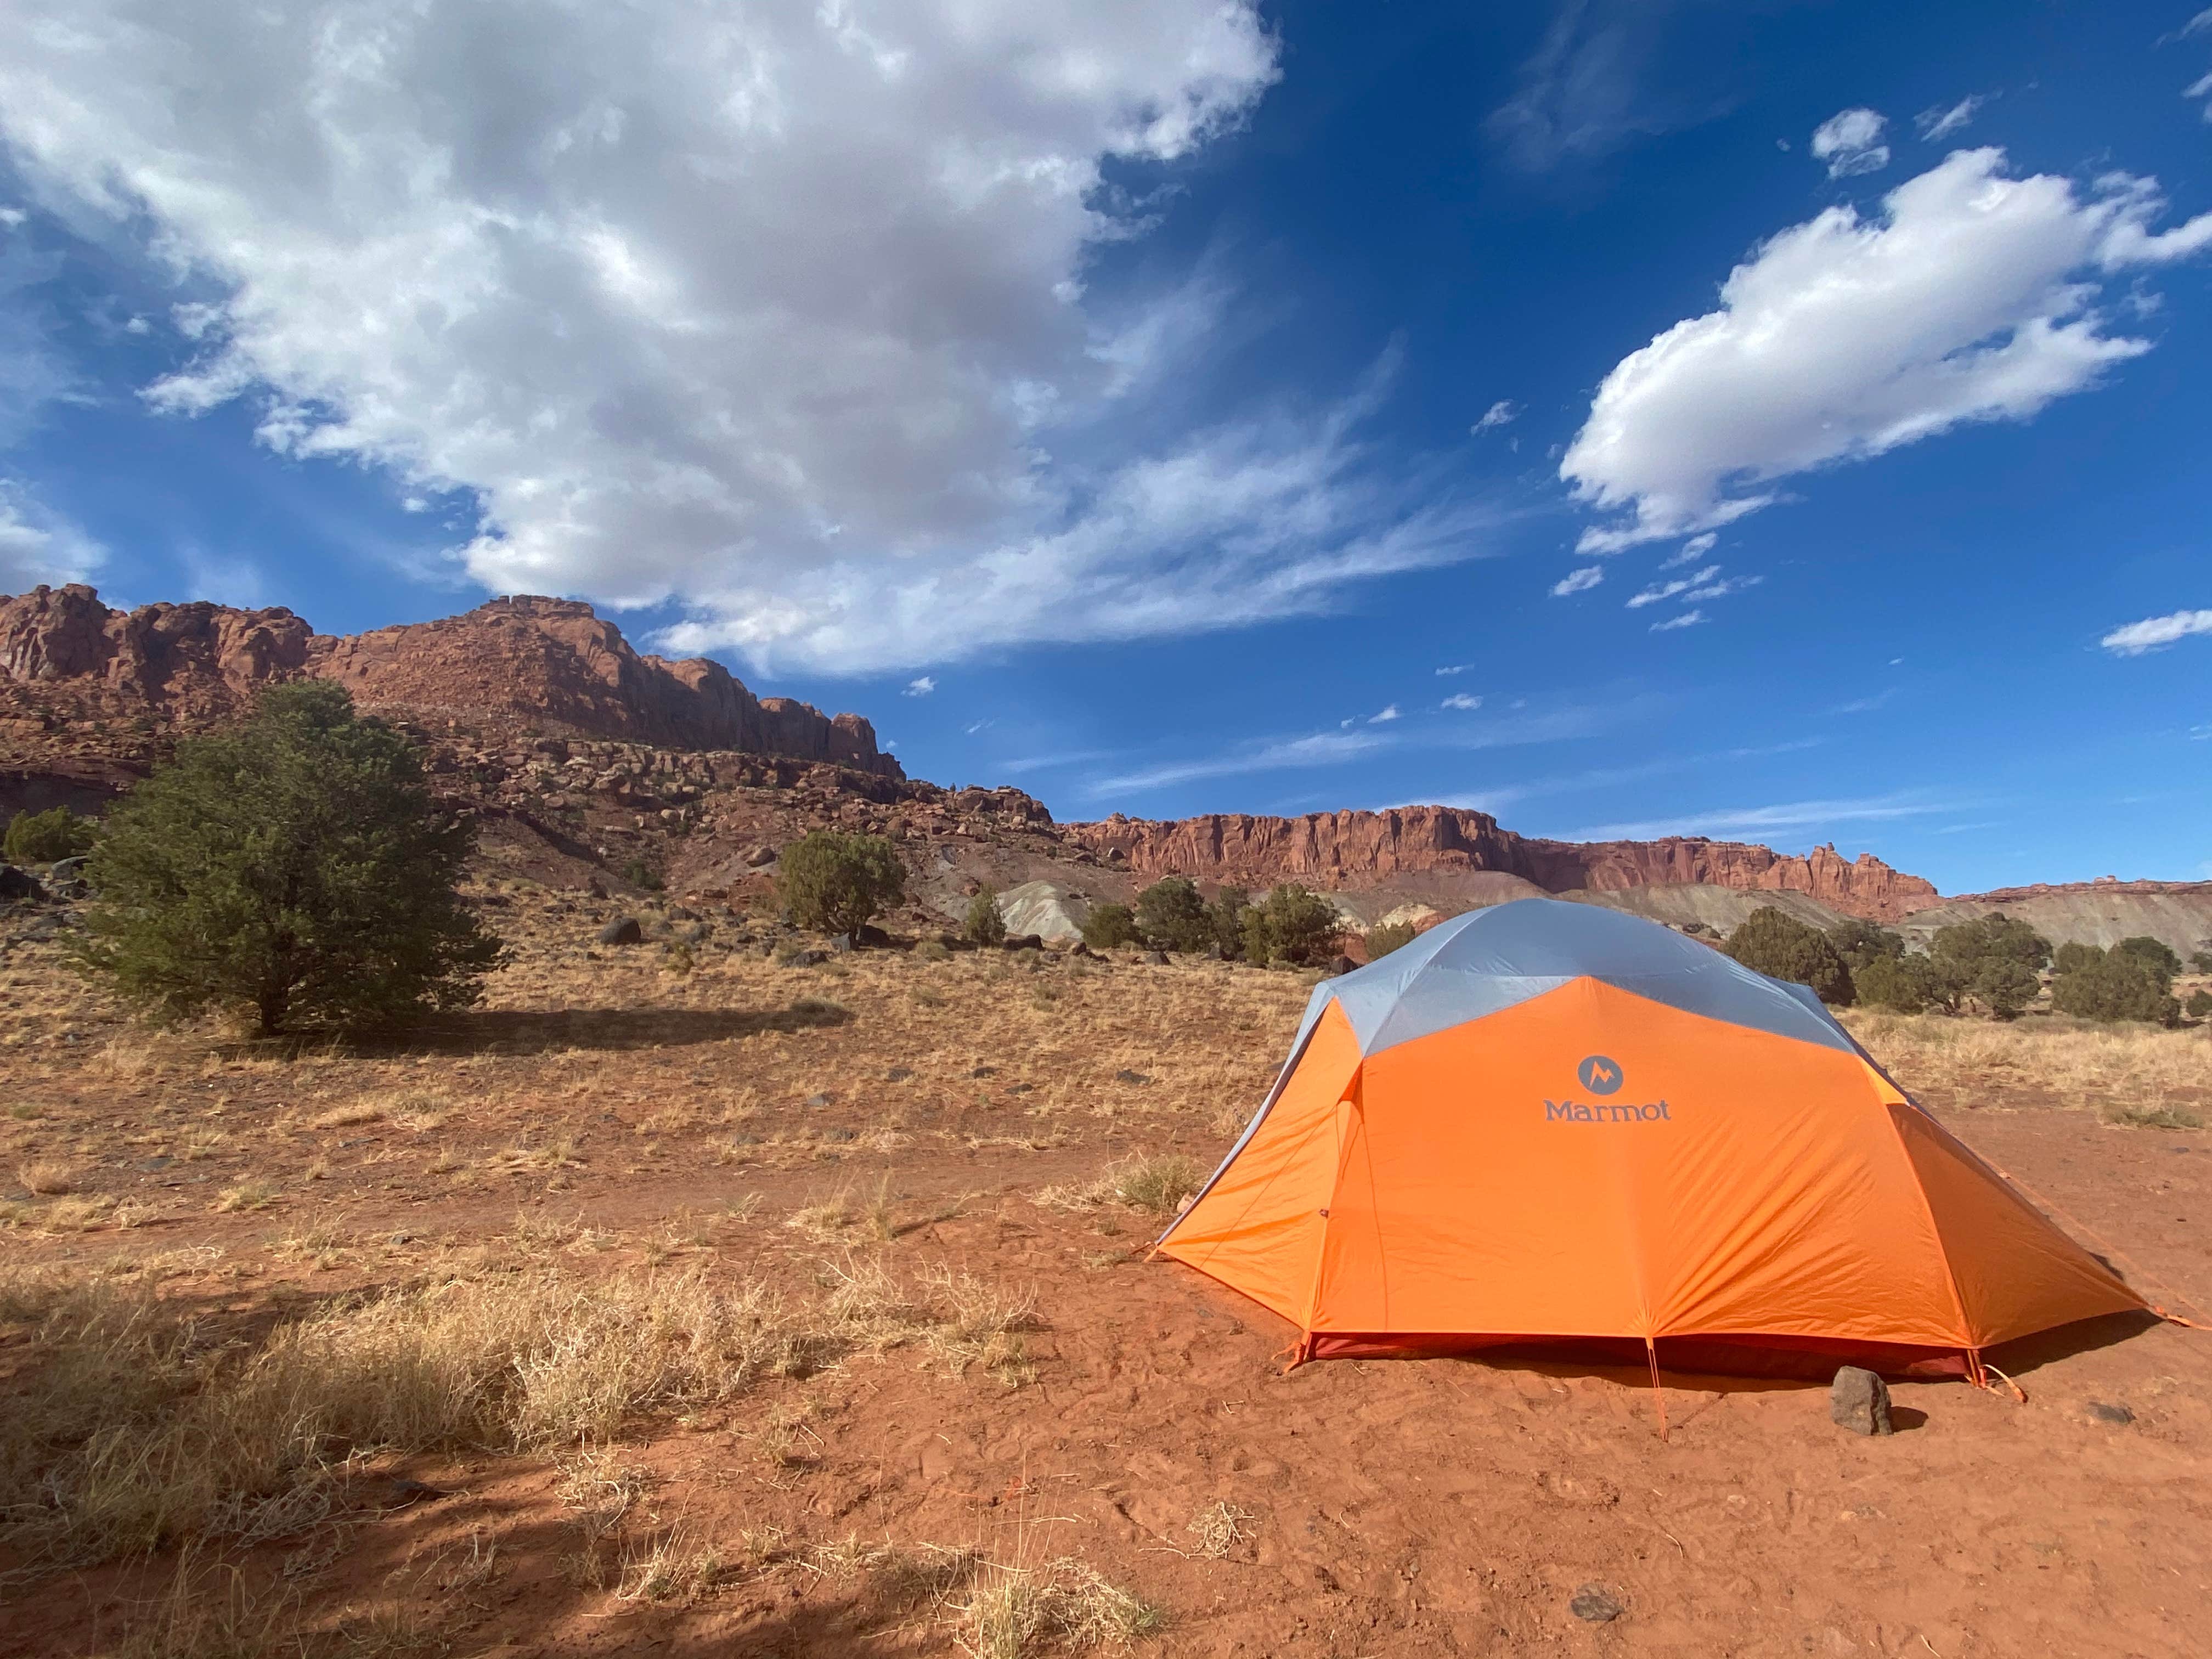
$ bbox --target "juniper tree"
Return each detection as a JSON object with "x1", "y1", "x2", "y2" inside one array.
[
  {"x1": 75, "y1": 681, "x2": 501, "y2": 1036},
  {"x1": 775, "y1": 830, "x2": 907, "y2": 938}
]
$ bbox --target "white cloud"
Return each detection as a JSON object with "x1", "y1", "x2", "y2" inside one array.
[
  {"x1": 1551, "y1": 566, "x2": 1604, "y2": 596},
  {"x1": 1367, "y1": 704, "x2": 1401, "y2": 724},
  {"x1": 1679, "y1": 571, "x2": 1760, "y2": 603},
  {"x1": 964, "y1": 719, "x2": 994, "y2": 736},
  {"x1": 0, "y1": 207, "x2": 24, "y2": 229},
  {"x1": 903, "y1": 675, "x2": 937, "y2": 697},
  {"x1": 1648, "y1": 608, "x2": 1705, "y2": 633},
  {"x1": 2100, "y1": 609, "x2": 2212, "y2": 654},
  {"x1": 1659, "y1": 531, "x2": 1716, "y2": 568},
  {"x1": 1811, "y1": 108, "x2": 1889, "y2": 178},
  {"x1": 1561, "y1": 149, "x2": 2212, "y2": 551},
  {"x1": 1471, "y1": 399, "x2": 1520, "y2": 433},
  {"x1": 0, "y1": 5, "x2": 1550, "y2": 675},
  {"x1": 1435, "y1": 662, "x2": 1477, "y2": 676},
  {"x1": 1440, "y1": 693, "x2": 1481, "y2": 710},
  {"x1": 0, "y1": 479, "x2": 103, "y2": 590},
  {"x1": 1624, "y1": 565, "x2": 1717, "y2": 608},
  {"x1": 1561, "y1": 792, "x2": 1950, "y2": 842},
  {"x1": 1915, "y1": 95, "x2": 1988, "y2": 140}
]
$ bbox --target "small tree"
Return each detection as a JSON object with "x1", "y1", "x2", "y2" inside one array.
[
  {"x1": 1207, "y1": 887, "x2": 1250, "y2": 960},
  {"x1": 2052, "y1": 940, "x2": 2100, "y2": 977},
  {"x1": 1927, "y1": 913, "x2": 2050, "y2": 1018},
  {"x1": 775, "y1": 830, "x2": 906, "y2": 938},
  {"x1": 2052, "y1": 946, "x2": 2179, "y2": 1025},
  {"x1": 2191, "y1": 949, "x2": 2212, "y2": 975},
  {"x1": 1854, "y1": 952, "x2": 1942, "y2": 1014},
  {"x1": 1827, "y1": 916, "x2": 1904, "y2": 974},
  {"x1": 1243, "y1": 884, "x2": 1341, "y2": 968},
  {"x1": 1134, "y1": 876, "x2": 1213, "y2": 953},
  {"x1": 1723, "y1": 907, "x2": 1855, "y2": 1005},
  {"x1": 962, "y1": 885, "x2": 1008, "y2": 947},
  {"x1": 1080, "y1": 900, "x2": 1140, "y2": 949},
  {"x1": 2186, "y1": 989, "x2": 2212, "y2": 1020},
  {"x1": 1365, "y1": 919, "x2": 1419, "y2": 960},
  {"x1": 4, "y1": 805, "x2": 98, "y2": 865},
  {"x1": 75, "y1": 682, "x2": 501, "y2": 1036},
  {"x1": 2112, "y1": 935, "x2": 2182, "y2": 986}
]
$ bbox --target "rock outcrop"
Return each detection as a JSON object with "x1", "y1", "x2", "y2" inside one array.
[
  {"x1": 1065, "y1": 807, "x2": 1938, "y2": 923},
  {"x1": 0, "y1": 585, "x2": 898, "y2": 778}
]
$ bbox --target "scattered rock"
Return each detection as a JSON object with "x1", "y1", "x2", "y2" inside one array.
[
  {"x1": 2086, "y1": 1400, "x2": 2135, "y2": 1425},
  {"x1": 1006, "y1": 1082, "x2": 1034, "y2": 1095},
  {"x1": 1322, "y1": 955, "x2": 1358, "y2": 977},
  {"x1": 585, "y1": 876, "x2": 608, "y2": 899},
  {"x1": 744, "y1": 845, "x2": 777, "y2": 868},
  {"x1": 378, "y1": 1478, "x2": 449, "y2": 1509},
  {"x1": 0, "y1": 865, "x2": 44, "y2": 902},
  {"x1": 885, "y1": 1066, "x2": 916, "y2": 1082},
  {"x1": 597, "y1": 916, "x2": 644, "y2": 946},
  {"x1": 829, "y1": 932, "x2": 855, "y2": 953},
  {"x1": 139, "y1": 1156, "x2": 172, "y2": 1172},
  {"x1": 1142, "y1": 949, "x2": 1170, "y2": 966},
  {"x1": 780, "y1": 949, "x2": 830, "y2": 968},
  {"x1": 1114, "y1": 1069, "x2": 1153, "y2": 1086},
  {"x1": 968, "y1": 1065, "x2": 998, "y2": 1079},
  {"x1": 805, "y1": 1092, "x2": 834, "y2": 1108},
  {"x1": 821, "y1": 1127, "x2": 857, "y2": 1143},
  {"x1": 1830, "y1": 1365, "x2": 1894, "y2": 1436},
  {"x1": 1569, "y1": 1584, "x2": 1623, "y2": 1623},
  {"x1": 1002, "y1": 933, "x2": 1046, "y2": 952}
]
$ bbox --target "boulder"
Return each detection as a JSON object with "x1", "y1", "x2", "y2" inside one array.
[
  {"x1": 1569, "y1": 1585, "x2": 1623, "y2": 1623},
  {"x1": 0, "y1": 865, "x2": 43, "y2": 903},
  {"x1": 1002, "y1": 933, "x2": 1046, "y2": 952},
  {"x1": 1142, "y1": 949, "x2": 1169, "y2": 966},
  {"x1": 780, "y1": 948, "x2": 830, "y2": 968},
  {"x1": 597, "y1": 916, "x2": 644, "y2": 946},
  {"x1": 1830, "y1": 1365, "x2": 1893, "y2": 1436},
  {"x1": 1321, "y1": 955, "x2": 1357, "y2": 977}
]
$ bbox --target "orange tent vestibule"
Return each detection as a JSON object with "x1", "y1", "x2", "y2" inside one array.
[{"x1": 1157, "y1": 900, "x2": 2147, "y2": 1379}]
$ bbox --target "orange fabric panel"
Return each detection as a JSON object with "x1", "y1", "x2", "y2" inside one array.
[
  {"x1": 1313, "y1": 980, "x2": 1971, "y2": 1346},
  {"x1": 1156, "y1": 999, "x2": 1362, "y2": 1327},
  {"x1": 1889, "y1": 1103, "x2": 2145, "y2": 1347}
]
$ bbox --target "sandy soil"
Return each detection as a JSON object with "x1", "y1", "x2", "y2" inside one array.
[{"x1": 3, "y1": 893, "x2": 2209, "y2": 1658}]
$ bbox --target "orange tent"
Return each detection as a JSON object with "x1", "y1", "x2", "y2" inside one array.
[{"x1": 1158, "y1": 900, "x2": 2147, "y2": 1380}]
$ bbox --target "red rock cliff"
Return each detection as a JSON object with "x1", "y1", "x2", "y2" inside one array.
[
  {"x1": 1065, "y1": 806, "x2": 1938, "y2": 923},
  {"x1": 0, "y1": 585, "x2": 899, "y2": 778}
]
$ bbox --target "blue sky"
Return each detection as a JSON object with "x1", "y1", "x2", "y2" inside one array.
[{"x1": 1, "y1": 1, "x2": 2208, "y2": 894}]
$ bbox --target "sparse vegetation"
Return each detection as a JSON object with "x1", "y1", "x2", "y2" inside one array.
[
  {"x1": 1238, "y1": 884, "x2": 1340, "y2": 968},
  {"x1": 2052, "y1": 943, "x2": 2180, "y2": 1025},
  {"x1": 1079, "y1": 901, "x2": 1141, "y2": 950},
  {"x1": 4, "y1": 804, "x2": 98, "y2": 865},
  {"x1": 1133, "y1": 876, "x2": 1213, "y2": 953},
  {"x1": 1925, "y1": 912, "x2": 2051, "y2": 1019},
  {"x1": 1364, "y1": 919, "x2": 1418, "y2": 960},
  {"x1": 775, "y1": 828, "x2": 907, "y2": 938},
  {"x1": 73, "y1": 682, "x2": 502, "y2": 1036}
]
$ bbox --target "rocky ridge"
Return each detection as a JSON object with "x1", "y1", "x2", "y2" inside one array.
[{"x1": 1066, "y1": 808, "x2": 1938, "y2": 923}]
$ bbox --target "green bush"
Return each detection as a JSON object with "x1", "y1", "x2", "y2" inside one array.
[
  {"x1": 2112, "y1": 935, "x2": 2182, "y2": 986},
  {"x1": 1926, "y1": 913, "x2": 2051, "y2": 1018},
  {"x1": 1722, "y1": 907, "x2": 1854, "y2": 1005},
  {"x1": 74, "y1": 682, "x2": 501, "y2": 1036},
  {"x1": 1365, "y1": 920, "x2": 1419, "y2": 960},
  {"x1": 1854, "y1": 952, "x2": 1943, "y2": 1013},
  {"x1": 2051, "y1": 947, "x2": 2180, "y2": 1025},
  {"x1": 2052, "y1": 940, "x2": 2100, "y2": 977},
  {"x1": 2192, "y1": 950, "x2": 2212, "y2": 975},
  {"x1": 1827, "y1": 916, "x2": 1904, "y2": 974},
  {"x1": 1207, "y1": 887, "x2": 1250, "y2": 960},
  {"x1": 620, "y1": 856, "x2": 664, "y2": 892},
  {"x1": 2186, "y1": 989, "x2": 2212, "y2": 1020},
  {"x1": 4, "y1": 805, "x2": 98, "y2": 865},
  {"x1": 1080, "y1": 901, "x2": 1141, "y2": 950},
  {"x1": 961, "y1": 885, "x2": 1008, "y2": 947},
  {"x1": 1134, "y1": 876, "x2": 1213, "y2": 953},
  {"x1": 774, "y1": 830, "x2": 906, "y2": 938},
  {"x1": 1241, "y1": 884, "x2": 1342, "y2": 968}
]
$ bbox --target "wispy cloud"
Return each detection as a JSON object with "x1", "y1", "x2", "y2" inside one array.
[
  {"x1": 1830, "y1": 687, "x2": 1898, "y2": 715},
  {"x1": 2100, "y1": 608, "x2": 2212, "y2": 654},
  {"x1": 1560, "y1": 792, "x2": 1954, "y2": 842},
  {"x1": 1088, "y1": 698, "x2": 1642, "y2": 795},
  {"x1": 1435, "y1": 662, "x2": 1478, "y2": 676},
  {"x1": 1367, "y1": 704, "x2": 1401, "y2": 724},
  {"x1": 1915, "y1": 94, "x2": 1989, "y2": 140},
  {"x1": 1394, "y1": 738, "x2": 1828, "y2": 819},
  {"x1": 902, "y1": 675, "x2": 936, "y2": 697},
  {"x1": 1648, "y1": 609, "x2": 1706, "y2": 632},
  {"x1": 1551, "y1": 566, "x2": 1603, "y2": 596},
  {"x1": 1658, "y1": 532, "x2": 1716, "y2": 569},
  {"x1": 1811, "y1": 107, "x2": 1889, "y2": 178},
  {"x1": 1441, "y1": 693, "x2": 1481, "y2": 711},
  {"x1": 1625, "y1": 565, "x2": 1718, "y2": 608},
  {"x1": 964, "y1": 719, "x2": 994, "y2": 736},
  {"x1": 1471, "y1": 399, "x2": 1520, "y2": 433},
  {"x1": 998, "y1": 748, "x2": 1121, "y2": 775}
]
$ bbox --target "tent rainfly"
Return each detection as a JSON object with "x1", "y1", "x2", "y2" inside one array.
[{"x1": 1156, "y1": 899, "x2": 2158, "y2": 1386}]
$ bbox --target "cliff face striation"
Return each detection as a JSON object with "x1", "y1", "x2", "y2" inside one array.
[
  {"x1": 1064, "y1": 806, "x2": 1938, "y2": 923},
  {"x1": 0, "y1": 585, "x2": 898, "y2": 778}
]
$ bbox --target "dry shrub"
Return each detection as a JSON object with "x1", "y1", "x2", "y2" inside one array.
[
  {"x1": 2106, "y1": 1103, "x2": 2205, "y2": 1130},
  {"x1": 19, "y1": 1159, "x2": 74, "y2": 1195},
  {"x1": 955, "y1": 1556, "x2": 1164, "y2": 1656},
  {"x1": 1186, "y1": 1500, "x2": 1255, "y2": 1559},
  {"x1": 922, "y1": 1265, "x2": 1040, "y2": 1385},
  {"x1": 1036, "y1": 1153, "x2": 1205, "y2": 1219}
]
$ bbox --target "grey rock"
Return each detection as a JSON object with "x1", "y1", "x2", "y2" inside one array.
[
  {"x1": 1569, "y1": 1585, "x2": 1623, "y2": 1623},
  {"x1": 780, "y1": 949, "x2": 830, "y2": 968},
  {"x1": 1322, "y1": 955, "x2": 1358, "y2": 977},
  {"x1": 885, "y1": 1066, "x2": 916, "y2": 1082},
  {"x1": 597, "y1": 916, "x2": 644, "y2": 946},
  {"x1": 1830, "y1": 1365, "x2": 1894, "y2": 1436},
  {"x1": 0, "y1": 865, "x2": 45, "y2": 902},
  {"x1": 2086, "y1": 1400, "x2": 2135, "y2": 1425},
  {"x1": 968, "y1": 1065, "x2": 998, "y2": 1079},
  {"x1": 821, "y1": 1127, "x2": 857, "y2": 1143},
  {"x1": 744, "y1": 844, "x2": 777, "y2": 867},
  {"x1": 805, "y1": 1092, "x2": 834, "y2": 1108},
  {"x1": 1113, "y1": 1068, "x2": 1153, "y2": 1086},
  {"x1": 1002, "y1": 933, "x2": 1046, "y2": 952},
  {"x1": 1142, "y1": 950, "x2": 1169, "y2": 966}
]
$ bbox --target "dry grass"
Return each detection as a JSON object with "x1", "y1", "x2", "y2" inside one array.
[
  {"x1": 954, "y1": 1555, "x2": 1165, "y2": 1656},
  {"x1": 1844, "y1": 1009, "x2": 2212, "y2": 1106},
  {"x1": 18, "y1": 1157, "x2": 73, "y2": 1194},
  {"x1": 1036, "y1": 1152, "x2": 1207, "y2": 1220},
  {"x1": 1186, "y1": 1500, "x2": 1255, "y2": 1560}
]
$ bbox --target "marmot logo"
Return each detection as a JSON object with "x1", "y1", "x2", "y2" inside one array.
[{"x1": 1577, "y1": 1055, "x2": 1623, "y2": 1095}]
